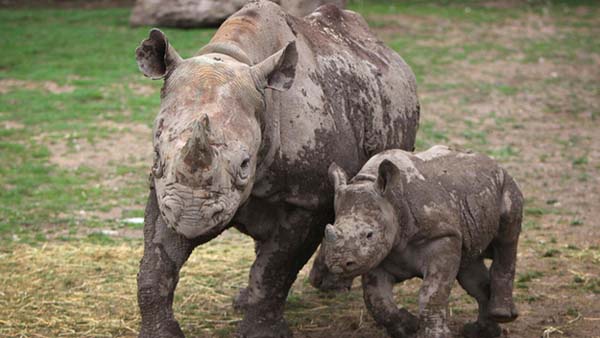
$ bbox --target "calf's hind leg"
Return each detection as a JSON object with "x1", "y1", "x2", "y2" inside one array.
[
  {"x1": 488, "y1": 184, "x2": 522, "y2": 323},
  {"x1": 457, "y1": 258, "x2": 501, "y2": 338}
]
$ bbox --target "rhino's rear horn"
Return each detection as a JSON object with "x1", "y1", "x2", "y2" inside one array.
[{"x1": 180, "y1": 118, "x2": 213, "y2": 171}]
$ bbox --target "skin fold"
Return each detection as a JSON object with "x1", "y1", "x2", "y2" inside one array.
[
  {"x1": 134, "y1": 1, "x2": 420, "y2": 337},
  {"x1": 320, "y1": 145, "x2": 523, "y2": 338}
]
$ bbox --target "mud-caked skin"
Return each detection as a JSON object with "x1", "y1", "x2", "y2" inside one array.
[
  {"x1": 320, "y1": 145, "x2": 523, "y2": 338},
  {"x1": 134, "y1": 1, "x2": 420, "y2": 337}
]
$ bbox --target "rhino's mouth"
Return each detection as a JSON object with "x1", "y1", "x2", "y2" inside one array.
[
  {"x1": 159, "y1": 187, "x2": 237, "y2": 238},
  {"x1": 324, "y1": 252, "x2": 372, "y2": 278}
]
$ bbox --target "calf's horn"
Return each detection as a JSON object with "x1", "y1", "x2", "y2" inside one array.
[{"x1": 324, "y1": 224, "x2": 338, "y2": 242}]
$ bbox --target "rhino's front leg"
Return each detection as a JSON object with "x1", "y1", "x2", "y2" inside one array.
[
  {"x1": 236, "y1": 206, "x2": 326, "y2": 338},
  {"x1": 415, "y1": 236, "x2": 461, "y2": 338},
  {"x1": 137, "y1": 188, "x2": 219, "y2": 338},
  {"x1": 362, "y1": 268, "x2": 419, "y2": 338}
]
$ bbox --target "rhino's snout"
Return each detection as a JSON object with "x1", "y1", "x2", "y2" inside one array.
[{"x1": 326, "y1": 253, "x2": 359, "y2": 275}]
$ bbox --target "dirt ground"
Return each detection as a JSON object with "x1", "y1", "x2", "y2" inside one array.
[{"x1": 0, "y1": 1, "x2": 598, "y2": 338}]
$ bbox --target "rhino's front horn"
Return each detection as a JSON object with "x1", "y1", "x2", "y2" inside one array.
[
  {"x1": 180, "y1": 118, "x2": 213, "y2": 171},
  {"x1": 324, "y1": 224, "x2": 338, "y2": 242}
]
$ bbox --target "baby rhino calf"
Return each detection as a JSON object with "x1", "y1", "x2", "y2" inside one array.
[{"x1": 321, "y1": 146, "x2": 522, "y2": 338}]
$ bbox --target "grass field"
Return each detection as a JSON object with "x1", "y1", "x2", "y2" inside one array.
[{"x1": 1, "y1": 0, "x2": 599, "y2": 337}]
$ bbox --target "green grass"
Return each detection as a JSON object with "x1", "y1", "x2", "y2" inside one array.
[
  {"x1": 0, "y1": 8, "x2": 217, "y2": 242},
  {"x1": 2, "y1": 1, "x2": 598, "y2": 243}
]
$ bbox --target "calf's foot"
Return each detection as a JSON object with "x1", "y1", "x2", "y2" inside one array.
[
  {"x1": 414, "y1": 325, "x2": 452, "y2": 338},
  {"x1": 462, "y1": 321, "x2": 501, "y2": 338},
  {"x1": 382, "y1": 308, "x2": 419, "y2": 338},
  {"x1": 488, "y1": 299, "x2": 518, "y2": 323}
]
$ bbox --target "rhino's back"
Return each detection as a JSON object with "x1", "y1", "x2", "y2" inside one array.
[{"x1": 262, "y1": 5, "x2": 419, "y2": 207}]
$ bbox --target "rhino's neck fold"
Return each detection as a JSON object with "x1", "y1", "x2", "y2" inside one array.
[
  {"x1": 198, "y1": 42, "x2": 252, "y2": 65},
  {"x1": 204, "y1": 1, "x2": 296, "y2": 66}
]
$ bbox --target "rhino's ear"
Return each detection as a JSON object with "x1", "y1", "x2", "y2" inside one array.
[
  {"x1": 377, "y1": 160, "x2": 401, "y2": 195},
  {"x1": 251, "y1": 41, "x2": 298, "y2": 91},
  {"x1": 328, "y1": 162, "x2": 348, "y2": 191},
  {"x1": 136, "y1": 28, "x2": 182, "y2": 80}
]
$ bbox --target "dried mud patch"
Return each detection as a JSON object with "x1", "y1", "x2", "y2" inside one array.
[
  {"x1": 128, "y1": 82, "x2": 157, "y2": 97},
  {"x1": 2, "y1": 120, "x2": 25, "y2": 129},
  {"x1": 0, "y1": 79, "x2": 75, "y2": 94},
  {"x1": 428, "y1": 58, "x2": 599, "y2": 88},
  {"x1": 46, "y1": 121, "x2": 152, "y2": 171}
]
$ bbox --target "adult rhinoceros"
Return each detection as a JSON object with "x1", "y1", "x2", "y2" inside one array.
[{"x1": 135, "y1": 1, "x2": 419, "y2": 337}]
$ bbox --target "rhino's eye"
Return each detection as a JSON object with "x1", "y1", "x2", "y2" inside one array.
[
  {"x1": 236, "y1": 156, "x2": 251, "y2": 185},
  {"x1": 241, "y1": 157, "x2": 250, "y2": 171},
  {"x1": 366, "y1": 231, "x2": 373, "y2": 239}
]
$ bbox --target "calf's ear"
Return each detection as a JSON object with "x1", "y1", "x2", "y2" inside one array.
[
  {"x1": 136, "y1": 28, "x2": 182, "y2": 80},
  {"x1": 328, "y1": 162, "x2": 348, "y2": 190},
  {"x1": 377, "y1": 160, "x2": 401, "y2": 195},
  {"x1": 251, "y1": 41, "x2": 298, "y2": 91}
]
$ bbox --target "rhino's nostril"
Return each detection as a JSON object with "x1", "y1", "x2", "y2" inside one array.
[{"x1": 345, "y1": 260, "x2": 356, "y2": 268}]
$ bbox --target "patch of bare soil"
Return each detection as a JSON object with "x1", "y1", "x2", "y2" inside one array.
[
  {"x1": 128, "y1": 83, "x2": 156, "y2": 97},
  {"x1": 0, "y1": 79, "x2": 75, "y2": 94},
  {"x1": 46, "y1": 121, "x2": 152, "y2": 171},
  {"x1": 2, "y1": 120, "x2": 25, "y2": 129}
]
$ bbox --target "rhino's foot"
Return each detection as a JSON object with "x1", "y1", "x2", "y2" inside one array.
[
  {"x1": 233, "y1": 287, "x2": 250, "y2": 313},
  {"x1": 383, "y1": 309, "x2": 419, "y2": 338},
  {"x1": 462, "y1": 321, "x2": 501, "y2": 338},
  {"x1": 488, "y1": 299, "x2": 518, "y2": 323},
  {"x1": 236, "y1": 316, "x2": 292, "y2": 338},
  {"x1": 139, "y1": 320, "x2": 185, "y2": 338}
]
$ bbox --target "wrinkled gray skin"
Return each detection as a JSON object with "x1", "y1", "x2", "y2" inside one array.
[
  {"x1": 321, "y1": 146, "x2": 523, "y2": 338},
  {"x1": 135, "y1": 1, "x2": 419, "y2": 337}
]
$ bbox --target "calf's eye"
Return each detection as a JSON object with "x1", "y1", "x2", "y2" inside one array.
[{"x1": 366, "y1": 231, "x2": 373, "y2": 239}]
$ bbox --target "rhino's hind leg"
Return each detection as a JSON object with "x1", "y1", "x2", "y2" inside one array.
[
  {"x1": 488, "y1": 180, "x2": 522, "y2": 323},
  {"x1": 236, "y1": 207, "x2": 326, "y2": 338},
  {"x1": 137, "y1": 189, "x2": 215, "y2": 338},
  {"x1": 457, "y1": 258, "x2": 501, "y2": 338},
  {"x1": 308, "y1": 247, "x2": 354, "y2": 292},
  {"x1": 362, "y1": 268, "x2": 419, "y2": 338}
]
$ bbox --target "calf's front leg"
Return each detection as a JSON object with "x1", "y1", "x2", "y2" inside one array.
[
  {"x1": 362, "y1": 268, "x2": 419, "y2": 338},
  {"x1": 415, "y1": 236, "x2": 461, "y2": 338}
]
